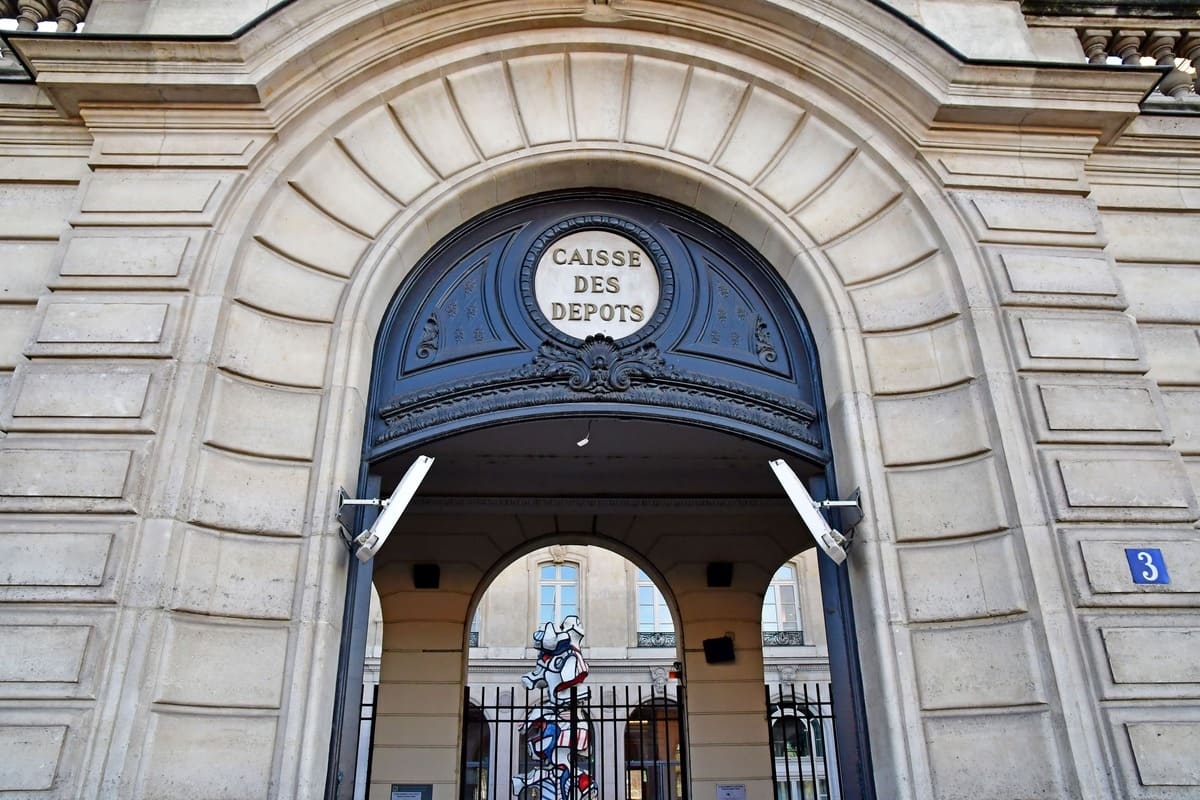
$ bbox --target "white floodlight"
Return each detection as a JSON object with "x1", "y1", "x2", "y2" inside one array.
[
  {"x1": 768, "y1": 458, "x2": 848, "y2": 564},
  {"x1": 353, "y1": 455, "x2": 435, "y2": 563}
]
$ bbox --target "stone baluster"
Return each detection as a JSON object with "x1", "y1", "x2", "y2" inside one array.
[
  {"x1": 1183, "y1": 34, "x2": 1200, "y2": 95},
  {"x1": 1111, "y1": 29, "x2": 1147, "y2": 64},
  {"x1": 0, "y1": 1, "x2": 13, "y2": 60},
  {"x1": 15, "y1": 0, "x2": 50, "y2": 29},
  {"x1": 55, "y1": 0, "x2": 86, "y2": 31},
  {"x1": 1146, "y1": 30, "x2": 1191, "y2": 98},
  {"x1": 1080, "y1": 29, "x2": 1113, "y2": 64}
]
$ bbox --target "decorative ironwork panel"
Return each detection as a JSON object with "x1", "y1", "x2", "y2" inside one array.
[
  {"x1": 637, "y1": 632, "x2": 677, "y2": 648},
  {"x1": 463, "y1": 684, "x2": 686, "y2": 800},
  {"x1": 762, "y1": 631, "x2": 805, "y2": 647}
]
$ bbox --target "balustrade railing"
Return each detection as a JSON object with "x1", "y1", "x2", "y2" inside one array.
[
  {"x1": 0, "y1": 0, "x2": 88, "y2": 31},
  {"x1": 1080, "y1": 28, "x2": 1200, "y2": 100},
  {"x1": 1, "y1": 0, "x2": 89, "y2": 73},
  {"x1": 1021, "y1": 1, "x2": 1200, "y2": 108}
]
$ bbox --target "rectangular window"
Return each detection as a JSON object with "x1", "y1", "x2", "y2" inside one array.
[{"x1": 538, "y1": 563, "x2": 579, "y2": 625}]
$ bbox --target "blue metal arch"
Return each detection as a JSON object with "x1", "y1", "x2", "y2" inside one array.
[
  {"x1": 363, "y1": 190, "x2": 830, "y2": 466},
  {"x1": 329, "y1": 190, "x2": 875, "y2": 800}
]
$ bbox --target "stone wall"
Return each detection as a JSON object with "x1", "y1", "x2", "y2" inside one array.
[{"x1": 0, "y1": 1, "x2": 1197, "y2": 799}]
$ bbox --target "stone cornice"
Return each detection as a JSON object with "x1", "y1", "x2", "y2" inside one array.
[{"x1": 0, "y1": 0, "x2": 1165, "y2": 143}]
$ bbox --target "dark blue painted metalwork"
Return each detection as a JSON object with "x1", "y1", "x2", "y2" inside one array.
[
  {"x1": 329, "y1": 190, "x2": 875, "y2": 800},
  {"x1": 365, "y1": 192, "x2": 827, "y2": 465}
]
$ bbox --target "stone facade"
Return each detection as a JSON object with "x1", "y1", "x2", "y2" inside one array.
[{"x1": 0, "y1": 1, "x2": 1198, "y2": 799}]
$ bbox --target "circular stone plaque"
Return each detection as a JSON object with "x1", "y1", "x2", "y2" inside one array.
[{"x1": 533, "y1": 229, "x2": 661, "y2": 340}]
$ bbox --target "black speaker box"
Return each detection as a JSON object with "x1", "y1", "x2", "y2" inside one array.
[
  {"x1": 706, "y1": 561, "x2": 733, "y2": 587},
  {"x1": 412, "y1": 563, "x2": 440, "y2": 589},
  {"x1": 703, "y1": 635, "x2": 735, "y2": 663}
]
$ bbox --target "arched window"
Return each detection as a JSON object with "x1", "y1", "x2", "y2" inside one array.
[
  {"x1": 636, "y1": 569, "x2": 675, "y2": 647},
  {"x1": 762, "y1": 564, "x2": 804, "y2": 646},
  {"x1": 625, "y1": 693, "x2": 683, "y2": 800},
  {"x1": 538, "y1": 563, "x2": 579, "y2": 625}
]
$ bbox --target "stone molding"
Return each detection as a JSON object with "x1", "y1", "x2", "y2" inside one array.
[{"x1": 0, "y1": 0, "x2": 1162, "y2": 140}]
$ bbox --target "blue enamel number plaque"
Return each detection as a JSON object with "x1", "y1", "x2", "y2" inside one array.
[{"x1": 1125, "y1": 548, "x2": 1170, "y2": 585}]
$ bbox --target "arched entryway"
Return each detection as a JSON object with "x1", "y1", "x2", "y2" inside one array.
[{"x1": 335, "y1": 191, "x2": 874, "y2": 800}]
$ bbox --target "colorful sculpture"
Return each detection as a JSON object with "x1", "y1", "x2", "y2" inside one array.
[{"x1": 513, "y1": 616, "x2": 597, "y2": 800}]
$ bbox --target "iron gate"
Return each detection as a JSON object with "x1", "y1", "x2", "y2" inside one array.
[
  {"x1": 462, "y1": 685, "x2": 687, "y2": 800},
  {"x1": 765, "y1": 684, "x2": 840, "y2": 800}
]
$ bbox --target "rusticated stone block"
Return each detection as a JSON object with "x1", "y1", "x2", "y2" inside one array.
[
  {"x1": 826, "y1": 199, "x2": 939, "y2": 286},
  {"x1": 912, "y1": 617, "x2": 1045, "y2": 709},
  {"x1": 0, "y1": 448, "x2": 131, "y2": 499},
  {"x1": 1079, "y1": 537, "x2": 1200, "y2": 596},
  {"x1": 447, "y1": 61, "x2": 527, "y2": 159},
  {"x1": 714, "y1": 86, "x2": 801, "y2": 185},
  {"x1": 1140, "y1": 325, "x2": 1200, "y2": 387},
  {"x1": 625, "y1": 56, "x2": 689, "y2": 149},
  {"x1": 337, "y1": 104, "x2": 437, "y2": 204},
  {"x1": 39, "y1": 302, "x2": 166, "y2": 344},
  {"x1": 10, "y1": 364, "x2": 160, "y2": 433},
  {"x1": 507, "y1": 53, "x2": 573, "y2": 147},
  {"x1": 60, "y1": 233, "x2": 190, "y2": 278},
  {"x1": 140, "y1": 711, "x2": 275, "y2": 799},
  {"x1": 1022, "y1": 377, "x2": 1169, "y2": 445},
  {"x1": 757, "y1": 115, "x2": 855, "y2": 213},
  {"x1": 863, "y1": 318, "x2": 975, "y2": 395},
  {"x1": 849, "y1": 253, "x2": 958, "y2": 333},
  {"x1": 1118, "y1": 263, "x2": 1200, "y2": 324},
  {"x1": 80, "y1": 172, "x2": 222, "y2": 215},
  {"x1": 1162, "y1": 390, "x2": 1200, "y2": 455},
  {"x1": 990, "y1": 249, "x2": 1123, "y2": 309},
  {"x1": 290, "y1": 140, "x2": 401, "y2": 238},
  {"x1": 0, "y1": 724, "x2": 65, "y2": 790},
  {"x1": 874, "y1": 381, "x2": 990, "y2": 466},
  {"x1": 794, "y1": 154, "x2": 900, "y2": 245},
  {"x1": 1127, "y1": 722, "x2": 1200, "y2": 786},
  {"x1": 170, "y1": 527, "x2": 299, "y2": 619},
  {"x1": 0, "y1": 625, "x2": 89, "y2": 684},
  {"x1": 568, "y1": 53, "x2": 626, "y2": 143},
  {"x1": 234, "y1": 242, "x2": 345, "y2": 324},
  {"x1": 886, "y1": 455, "x2": 1009, "y2": 540},
  {"x1": 961, "y1": 190, "x2": 1100, "y2": 246},
  {"x1": 0, "y1": 183, "x2": 76, "y2": 239},
  {"x1": 0, "y1": 241, "x2": 57, "y2": 301},
  {"x1": 898, "y1": 534, "x2": 1027, "y2": 622},
  {"x1": 188, "y1": 448, "x2": 309, "y2": 536},
  {"x1": 155, "y1": 617, "x2": 289, "y2": 707},
  {"x1": 671, "y1": 68, "x2": 746, "y2": 163},
  {"x1": 30, "y1": 295, "x2": 183, "y2": 358},
  {"x1": 0, "y1": 306, "x2": 39, "y2": 368},
  {"x1": 1102, "y1": 625, "x2": 1200, "y2": 686},
  {"x1": 0, "y1": 531, "x2": 111, "y2": 589},
  {"x1": 217, "y1": 304, "x2": 331, "y2": 389},
  {"x1": 1007, "y1": 310, "x2": 1145, "y2": 373},
  {"x1": 1041, "y1": 449, "x2": 1197, "y2": 523},
  {"x1": 255, "y1": 186, "x2": 369, "y2": 278},
  {"x1": 203, "y1": 375, "x2": 321, "y2": 461},
  {"x1": 926, "y1": 710, "x2": 1066, "y2": 799},
  {"x1": 1103, "y1": 211, "x2": 1199, "y2": 264}
]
